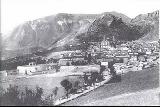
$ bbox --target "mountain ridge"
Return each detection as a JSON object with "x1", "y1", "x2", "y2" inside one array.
[{"x1": 1, "y1": 10, "x2": 159, "y2": 59}]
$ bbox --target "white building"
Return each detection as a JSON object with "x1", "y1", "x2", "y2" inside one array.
[
  {"x1": 101, "y1": 40, "x2": 110, "y2": 49},
  {"x1": 0, "y1": 71, "x2": 7, "y2": 77},
  {"x1": 146, "y1": 50, "x2": 152, "y2": 55},
  {"x1": 101, "y1": 61, "x2": 109, "y2": 67},
  {"x1": 113, "y1": 63, "x2": 128, "y2": 75},
  {"x1": 17, "y1": 62, "x2": 57, "y2": 75}
]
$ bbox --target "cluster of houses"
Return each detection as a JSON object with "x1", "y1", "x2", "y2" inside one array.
[
  {"x1": 58, "y1": 52, "x2": 87, "y2": 66},
  {"x1": 0, "y1": 39, "x2": 159, "y2": 77},
  {"x1": 97, "y1": 40, "x2": 159, "y2": 74}
]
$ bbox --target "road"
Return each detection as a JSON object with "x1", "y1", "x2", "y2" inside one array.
[{"x1": 61, "y1": 65, "x2": 159, "y2": 106}]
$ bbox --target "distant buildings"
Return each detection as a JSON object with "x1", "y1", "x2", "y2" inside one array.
[
  {"x1": 101, "y1": 39, "x2": 110, "y2": 50},
  {"x1": 14, "y1": 39, "x2": 159, "y2": 76},
  {"x1": 59, "y1": 52, "x2": 86, "y2": 66},
  {"x1": 59, "y1": 65, "x2": 100, "y2": 74},
  {"x1": 17, "y1": 62, "x2": 57, "y2": 75}
]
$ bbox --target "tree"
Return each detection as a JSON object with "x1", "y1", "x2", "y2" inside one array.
[
  {"x1": 71, "y1": 80, "x2": 82, "y2": 94},
  {"x1": 100, "y1": 65, "x2": 106, "y2": 74},
  {"x1": 60, "y1": 79, "x2": 72, "y2": 98},
  {"x1": 43, "y1": 87, "x2": 59, "y2": 105},
  {"x1": 87, "y1": 53, "x2": 92, "y2": 64},
  {"x1": 83, "y1": 73, "x2": 89, "y2": 86},
  {"x1": 97, "y1": 73, "x2": 104, "y2": 83},
  {"x1": 0, "y1": 85, "x2": 55, "y2": 106},
  {"x1": 91, "y1": 72, "x2": 99, "y2": 86},
  {"x1": 52, "y1": 87, "x2": 58, "y2": 97},
  {"x1": 108, "y1": 61, "x2": 116, "y2": 76},
  {"x1": 66, "y1": 62, "x2": 70, "y2": 66}
]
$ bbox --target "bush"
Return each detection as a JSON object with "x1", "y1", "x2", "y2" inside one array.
[
  {"x1": 66, "y1": 62, "x2": 70, "y2": 66},
  {"x1": 0, "y1": 85, "x2": 21, "y2": 106},
  {"x1": 42, "y1": 87, "x2": 58, "y2": 106},
  {"x1": 60, "y1": 79, "x2": 72, "y2": 98},
  {"x1": 0, "y1": 85, "x2": 58, "y2": 106},
  {"x1": 72, "y1": 80, "x2": 83, "y2": 93}
]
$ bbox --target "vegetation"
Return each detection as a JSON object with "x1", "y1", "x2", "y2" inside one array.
[
  {"x1": 60, "y1": 79, "x2": 72, "y2": 98},
  {"x1": 0, "y1": 85, "x2": 58, "y2": 106},
  {"x1": 60, "y1": 64, "x2": 106, "y2": 99},
  {"x1": 66, "y1": 62, "x2": 70, "y2": 66},
  {"x1": 108, "y1": 61, "x2": 116, "y2": 76},
  {"x1": 60, "y1": 73, "x2": 101, "y2": 98}
]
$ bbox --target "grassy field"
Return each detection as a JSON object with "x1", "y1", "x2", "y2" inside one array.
[
  {"x1": 84, "y1": 88, "x2": 160, "y2": 106},
  {"x1": 0, "y1": 65, "x2": 100, "y2": 101},
  {"x1": 0, "y1": 65, "x2": 159, "y2": 105},
  {"x1": 61, "y1": 65, "x2": 159, "y2": 106},
  {"x1": 0, "y1": 74, "x2": 84, "y2": 100}
]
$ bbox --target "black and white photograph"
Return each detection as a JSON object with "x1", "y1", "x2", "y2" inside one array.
[{"x1": 0, "y1": 0, "x2": 160, "y2": 106}]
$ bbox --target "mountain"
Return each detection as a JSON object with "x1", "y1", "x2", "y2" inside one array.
[
  {"x1": 1, "y1": 11, "x2": 159, "y2": 59},
  {"x1": 131, "y1": 11, "x2": 159, "y2": 41},
  {"x1": 77, "y1": 10, "x2": 159, "y2": 47},
  {"x1": 1, "y1": 13, "x2": 98, "y2": 58}
]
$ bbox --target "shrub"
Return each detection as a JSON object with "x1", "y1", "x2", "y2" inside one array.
[
  {"x1": 60, "y1": 79, "x2": 72, "y2": 98},
  {"x1": 0, "y1": 85, "x2": 57, "y2": 106},
  {"x1": 72, "y1": 80, "x2": 83, "y2": 93},
  {"x1": 66, "y1": 62, "x2": 70, "y2": 66}
]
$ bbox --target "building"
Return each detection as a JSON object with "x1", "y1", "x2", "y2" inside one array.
[
  {"x1": 58, "y1": 58, "x2": 73, "y2": 66},
  {"x1": 130, "y1": 56, "x2": 138, "y2": 62},
  {"x1": 88, "y1": 45, "x2": 100, "y2": 53},
  {"x1": 17, "y1": 62, "x2": 57, "y2": 75},
  {"x1": 101, "y1": 61, "x2": 109, "y2": 67},
  {"x1": 113, "y1": 63, "x2": 127, "y2": 75},
  {"x1": 59, "y1": 52, "x2": 86, "y2": 66},
  {"x1": 59, "y1": 65, "x2": 100, "y2": 75},
  {"x1": 115, "y1": 56, "x2": 130, "y2": 63},
  {"x1": 101, "y1": 40, "x2": 110, "y2": 49},
  {"x1": 138, "y1": 55, "x2": 146, "y2": 62},
  {"x1": 0, "y1": 71, "x2": 7, "y2": 77},
  {"x1": 146, "y1": 50, "x2": 152, "y2": 55}
]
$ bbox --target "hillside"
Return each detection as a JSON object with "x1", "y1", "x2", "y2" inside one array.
[
  {"x1": 132, "y1": 11, "x2": 159, "y2": 41},
  {"x1": 1, "y1": 14, "x2": 98, "y2": 58},
  {"x1": 1, "y1": 10, "x2": 159, "y2": 59}
]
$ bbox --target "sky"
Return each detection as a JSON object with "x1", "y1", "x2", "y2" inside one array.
[{"x1": 1, "y1": 0, "x2": 160, "y2": 34}]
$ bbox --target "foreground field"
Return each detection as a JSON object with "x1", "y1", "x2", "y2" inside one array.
[
  {"x1": 61, "y1": 65, "x2": 159, "y2": 106},
  {"x1": 84, "y1": 88, "x2": 160, "y2": 106},
  {"x1": 0, "y1": 74, "x2": 84, "y2": 101}
]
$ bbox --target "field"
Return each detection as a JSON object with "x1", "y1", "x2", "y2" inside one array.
[
  {"x1": 0, "y1": 65, "x2": 159, "y2": 105},
  {"x1": 0, "y1": 64, "x2": 100, "y2": 100},
  {"x1": 61, "y1": 65, "x2": 159, "y2": 106},
  {"x1": 0, "y1": 74, "x2": 84, "y2": 100},
  {"x1": 84, "y1": 88, "x2": 160, "y2": 106}
]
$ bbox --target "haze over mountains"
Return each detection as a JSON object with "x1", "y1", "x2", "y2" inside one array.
[{"x1": 1, "y1": 10, "x2": 159, "y2": 59}]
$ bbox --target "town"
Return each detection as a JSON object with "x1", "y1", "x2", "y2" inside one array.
[
  {"x1": 1, "y1": 0, "x2": 160, "y2": 105},
  {"x1": 1, "y1": 38, "x2": 159, "y2": 76},
  {"x1": 0, "y1": 38, "x2": 159, "y2": 105}
]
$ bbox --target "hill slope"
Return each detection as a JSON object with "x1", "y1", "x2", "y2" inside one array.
[{"x1": 1, "y1": 11, "x2": 159, "y2": 59}]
